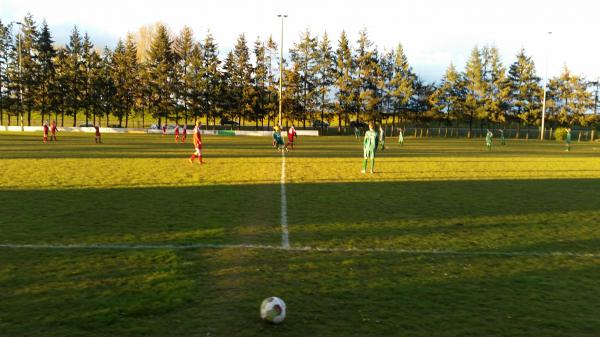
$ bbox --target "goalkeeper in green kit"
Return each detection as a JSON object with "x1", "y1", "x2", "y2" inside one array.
[{"x1": 362, "y1": 123, "x2": 377, "y2": 174}]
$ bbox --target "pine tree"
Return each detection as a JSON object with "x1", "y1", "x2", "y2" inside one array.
[
  {"x1": 0, "y1": 20, "x2": 14, "y2": 125},
  {"x1": 86, "y1": 49, "x2": 102, "y2": 125},
  {"x1": 430, "y1": 63, "x2": 465, "y2": 127},
  {"x1": 18, "y1": 13, "x2": 39, "y2": 126},
  {"x1": 482, "y1": 46, "x2": 510, "y2": 127},
  {"x1": 334, "y1": 30, "x2": 355, "y2": 131},
  {"x1": 173, "y1": 26, "x2": 194, "y2": 124},
  {"x1": 355, "y1": 29, "x2": 381, "y2": 122},
  {"x1": 264, "y1": 36, "x2": 278, "y2": 127},
  {"x1": 97, "y1": 47, "x2": 115, "y2": 126},
  {"x1": 252, "y1": 38, "x2": 268, "y2": 128},
  {"x1": 36, "y1": 20, "x2": 56, "y2": 125},
  {"x1": 290, "y1": 29, "x2": 318, "y2": 127},
  {"x1": 147, "y1": 23, "x2": 174, "y2": 125},
  {"x1": 53, "y1": 48, "x2": 68, "y2": 126},
  {"x1": 188, "y1": 42, "x2": 203, "y2": 123},
  {"x1": 507, "y1": 49, "x2": 542, "y2": 134},
  {"x1": 137, "y1": 61, "x2": 152, "y2": 127},
  {"x1": 408, "y1": 78, "x2": 435, "y2": 125},
  {"x1": 81, "y1": 33, "x2": 96, "y2": 125},
  {"x1": 547, "y1": 65, "x2": 593, "y2": 126},
  {"x1": 202, "y1": 32, "x2": 221, "y2": 125},
  {"x1": 283, "y1": 63, "x2": 303, "y2": 123},
  {"x1": 123, "y1": 34, "x2": 139, "y2": 127},
  {"x1": 220, "y1": 51, "x2": 236, "y2": 121},
  {"x1": 111, "y1": 39, "x2": 128, "y2": 126},
  {"x1": 387, "y1": 43, "x2": 414, "y2": 126},
  {"x1": 6, "y1": 29, "x2": 20, "y2": 126},
  {"x1": 314, "y1": 31, "x2": 335, "y2": 131},
  {"x1": 463, "y1": 46, "x2": 485, "y2": 137},
  {"x1": 64, "y1": 26, "x2": 84, "y2": 126},
  {"x1": 232, "y1": 34, "x2": 252, "y2": 125}
]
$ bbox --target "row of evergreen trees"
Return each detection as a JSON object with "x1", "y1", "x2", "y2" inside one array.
[{"x1": 0, "y1": 13, "x2": 598, "y2": 131}]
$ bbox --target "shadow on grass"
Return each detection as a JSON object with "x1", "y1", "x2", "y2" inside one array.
[
  {"x1": 1, "y1": 179, "x2": 599, "y2": 255},
  {"x1": 285, "y1": 178, "x2": 600, "y2": 252},
  {"x1": 286, "y1": 178, "x2": 600, "y2": 223},
  {"x1": 0, "y1": 184, "x2": 281, "y2": 246},
  {"x1": 1, "y1": 247, "x2": 599, "y2": 337}
]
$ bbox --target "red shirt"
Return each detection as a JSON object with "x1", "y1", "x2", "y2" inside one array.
[
  {"x1": 94, "y1": 126, "x2": 100, "y2": 136},
  {"x1": 51, "y1": 124, "x2": 57, "y2": 133},
  {"x1": 43, "y1": 125, "x2": 49, "y2": 135},
  {"x1": 288, "y1": 127, "x2": 296, "y2": 141},
  {"x1": 193, "y1": 127, "x2": 202, "y2": 147},
  {"x1": 183, "y1": 128, "x2": 187, "y2": 135},
  {"x1": 175, "y1": 127, "x2": 179, "y2": 135}
]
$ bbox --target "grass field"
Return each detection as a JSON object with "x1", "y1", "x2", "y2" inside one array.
[{"x1": 1, "y1": 132, "x2": 600, "y2": 336}]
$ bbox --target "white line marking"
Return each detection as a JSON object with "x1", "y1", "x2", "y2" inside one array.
[
  {"x1": 0, "y1": 243, "x2": 599, "y2": 258},
  {"x1": 280, "y1": 150, "x2": 290, "y2": 249}
]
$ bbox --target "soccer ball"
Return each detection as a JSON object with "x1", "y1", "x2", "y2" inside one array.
[{"x1": 260, "y1": 297, "x2": 286, "y2": 324}]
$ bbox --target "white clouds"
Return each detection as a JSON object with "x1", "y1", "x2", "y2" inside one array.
[{"x1": 2, "y1": 0, "x2": 599, "y2": 81}]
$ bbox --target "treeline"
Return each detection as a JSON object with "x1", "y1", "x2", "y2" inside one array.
[{"x1": 0, "y1": 13, "x2": 598, "y2": 132}]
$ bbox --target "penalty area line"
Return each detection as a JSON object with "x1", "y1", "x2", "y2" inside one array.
[{"x1": 1, "y1": 243, "x2": 599, "y2": 258}]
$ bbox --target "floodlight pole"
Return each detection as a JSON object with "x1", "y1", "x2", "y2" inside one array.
[
  {"x1": 277, "y1": 14, "x2": 287, "y2": 127},
  {"x1": 540, "y1": 31, "x2": 552, "y2": 141}
]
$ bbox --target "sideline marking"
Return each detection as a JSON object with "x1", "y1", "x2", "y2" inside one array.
[
  {"x1": 1, "y1": 243, "x2": 599, "y2": 258},
  {"x1": 281, "y1": 151, "x2": 290, "y2": 249}
]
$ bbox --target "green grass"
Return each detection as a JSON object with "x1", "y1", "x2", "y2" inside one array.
[{"x1": 1, "y1": 132, "x2": 600, "y2": 336}]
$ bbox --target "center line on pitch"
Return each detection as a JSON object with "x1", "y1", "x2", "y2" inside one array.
[{"x1": 280, "y1": 151, "x2": 290, "y2": 249}]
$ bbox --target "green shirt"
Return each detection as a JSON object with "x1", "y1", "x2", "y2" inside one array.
[
  {"x1": 566, "y1": 131, "x2": 572, "y2": 143},
  {"x1": 364, "y1": 130, "x2": 377, "y2": 151}
]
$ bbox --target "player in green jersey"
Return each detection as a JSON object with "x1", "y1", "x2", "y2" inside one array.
[
  {"x1": 273, "y1": 125, "x2": 285, "y2": 151},
  {"x1": 354, "y1": 126, "x2": 361, "y2": 139},
  {"x1": 398, "y1": 127, "x2": 404, "y2": 146},
  {"x1": 485, "y1": 129, "x2": 493, "y2": 151},
  {"x1": 379, "y1": 125, "x2": 386, "y2": 151},
  {"x1": 362, "y1": 123, "x2": 377, "y2": 174}
]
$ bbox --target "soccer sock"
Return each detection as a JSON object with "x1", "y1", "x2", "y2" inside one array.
[
  {"x1": 370, "y1": 158, "x2": 375, "y2": 172},
  {"x1": 190, "y1": 154, "x2": 196, "y2": 160},
  {"x1": 362, "y1": 159, "x2": 367, "y2": 171}
]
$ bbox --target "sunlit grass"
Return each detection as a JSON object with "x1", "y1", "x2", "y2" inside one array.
[{"x1": 1, "y1": 132, "x2": 600, "y2": 336}]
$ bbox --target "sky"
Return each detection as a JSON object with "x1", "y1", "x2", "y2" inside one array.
[{"x1": 2, "y1": 0, "x2": 599, "y2": 83}]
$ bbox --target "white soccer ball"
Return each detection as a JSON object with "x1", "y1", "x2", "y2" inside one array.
[{"x1": 260, "y1": 297, "x2": 286, "y2": 324}]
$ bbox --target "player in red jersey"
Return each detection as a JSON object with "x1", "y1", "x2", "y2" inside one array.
[
  {"x1": 174, "y1": 124, "x2": 180, "y2": 143},
  {"x1": 285, "y1": 124, "x2": 297, "y2": 150},
  {"x1": 43, "y1": 121, "x2": 49, "y2": 143},
  {"x1": 162, "y1": 124, "x2": 167, "y2": 137},
  {"x1": 182, "y1": 125, "x2": 187, "y2": 143},
  {"x1": 50, "y1": 120, "x2": 58, "y2": 141},
  {"x1": 94, "y1": 124, "x2": 102, "y2": 143},
  {"x1": 189, "y1": 120, "x2": 204, "y2": 164}
]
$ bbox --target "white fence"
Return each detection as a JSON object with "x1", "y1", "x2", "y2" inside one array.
[
  {"x1": 0, "y1": 125, "x2": 147, "y2": 133},
  {"x1": 0, "y1": 125, "x2": 319, "y2": 136}
]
